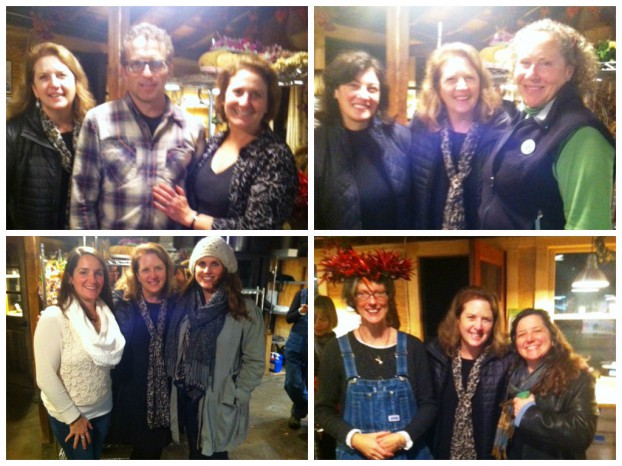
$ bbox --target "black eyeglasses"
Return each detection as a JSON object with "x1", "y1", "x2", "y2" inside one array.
[{"x1": 125, "y1": 59, "x2": 168, "y2": 73}]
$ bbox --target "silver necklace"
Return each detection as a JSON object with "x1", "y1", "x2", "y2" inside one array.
[{"x1": 357, "y1": 327, "x2": 390, "y2": 365}]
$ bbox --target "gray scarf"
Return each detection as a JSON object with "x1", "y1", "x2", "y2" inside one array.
[
  {"x1": 167, "y1": 285, "x2": 228, "y2": 397},
  {"x1": 449, "y1": 348, "x2": 489, "y2": 459},
  {"x1": 440, "y1": 121, "x2": 481, "y2": 230}
]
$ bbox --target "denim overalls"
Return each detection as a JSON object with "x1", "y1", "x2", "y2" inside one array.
[{"x1": 336, "y1": 332, "x2": 433, "y2": 460}]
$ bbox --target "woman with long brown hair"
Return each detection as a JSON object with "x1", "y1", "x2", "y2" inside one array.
[
  {"x1": 34, "y1": 247, "x2": 125, "y2": 459},
  {"x1": 492, "y1": 308, "x2": 598, "y2": 459},
  {"x1": 426, "y1": 286, "x2": 511, "y2": 459},
  {"x1": 7, "y1": 42, "x2": 95, "y2": 229},
  {"x1": 165, "y1": 237, "x2": 265, "y2": 459}
]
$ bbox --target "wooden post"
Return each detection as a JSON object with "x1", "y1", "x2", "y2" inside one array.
[
  {"x1": 385, "y1": 7, "x2": 410, "y2": 124},
  {"x1": 314, "y1": 20, "x2": 326, "y2": 71},
  {"x1": 107, "y1": 7, "x2": 130, "y2": 101},
  {"x1": 21, "y1": 237, "x2": 53, "y2": 445}
]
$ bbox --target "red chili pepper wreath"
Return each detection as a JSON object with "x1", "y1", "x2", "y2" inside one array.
[{"x1": 319, "y1": 247, "x2": 413, "y2": 284}]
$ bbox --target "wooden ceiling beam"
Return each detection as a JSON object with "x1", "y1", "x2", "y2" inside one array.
[{"x1": 323, "y1": 24, "x2": 385, "y2": 46}]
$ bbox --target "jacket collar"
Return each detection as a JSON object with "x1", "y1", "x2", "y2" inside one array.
[
  {"x1": 20, "y1": 107, "x2": 55, "y2": 149},
  {"x1": 523, "y1": 83, "x2": 581, "y2": 130}
]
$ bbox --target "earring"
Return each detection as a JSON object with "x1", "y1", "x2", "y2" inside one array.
[{"x1": 35, "y1": 99, "x2": 41, "y2": 109}]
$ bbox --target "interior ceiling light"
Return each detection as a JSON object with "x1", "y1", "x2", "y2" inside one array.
[{"x1": 571, "y1": 251, "x2": 610, "y2": 293}]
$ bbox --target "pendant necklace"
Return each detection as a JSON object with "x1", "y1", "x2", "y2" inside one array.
[{"x1": 358, "y1": 327, "x2": 390, "y2": 365}]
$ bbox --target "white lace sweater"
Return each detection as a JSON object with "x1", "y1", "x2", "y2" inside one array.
[{"x1": 34, "y1": 307, "x2": 112, "y2": 424}]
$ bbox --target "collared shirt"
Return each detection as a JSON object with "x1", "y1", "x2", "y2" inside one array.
[{"x1": 70, "y1": 93, "x2": 205, "y2": 229}]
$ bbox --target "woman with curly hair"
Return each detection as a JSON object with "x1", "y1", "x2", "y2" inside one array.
[
  {"x1": 315, "y1": 51, "x2": 414, "y2": 229},
  {"x1": 426, "y1": 286, "x2": 511, "y2": 459},
  {"x1": 479, "y1": 19, "x2": 615, "y2": 229},
  {"x1": 411, "y1": 42, "x2": 509, "y2": 229},
  {"x1": 492, "y1": 309, "x2": 598, "y2": 459}
]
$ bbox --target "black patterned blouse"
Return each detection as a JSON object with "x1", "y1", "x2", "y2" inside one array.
[{"x1": 187, "y1": 126, "x2": 298, "y2": 230}]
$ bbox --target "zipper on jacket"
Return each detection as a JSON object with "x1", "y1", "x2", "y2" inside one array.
[{"x1": 534, "y1": 209, "x2": 543, "y2": 230}]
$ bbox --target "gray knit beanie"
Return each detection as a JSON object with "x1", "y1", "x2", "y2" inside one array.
[{"x1": 189, "y1": 237, "x2": 238, "y2": 274}]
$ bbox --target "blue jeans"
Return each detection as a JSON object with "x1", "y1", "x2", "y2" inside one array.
[
  {"x1": 284, "y1": 331, "x2": 308, "y2": 419},
  {"x1": 48, "y1": 413, "x2": 111, "y2": 460}
]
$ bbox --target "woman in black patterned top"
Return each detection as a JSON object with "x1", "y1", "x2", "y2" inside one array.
[{"x1": 153, "y1": 53, "x2": 298, "y2": 230}]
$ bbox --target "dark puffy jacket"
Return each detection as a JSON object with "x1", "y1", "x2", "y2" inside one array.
[
  {"x1": 7, "y1": 108, "x2": 70, "y2": 229},
  {"x1": 509, "y1": 369, "x2": 598, "y2": 459},
  {"x1": 410, "y1": 110, "x2": 510, "y2": 229},
  {"x1": 426, "y1": 339, "x2": 512, "y2": 459},
  {"x1": 479, "y1": 83, "x2": 615, "y2": 229},
  {"x1": 108, "y1": 292, "x2": 176, "y2": 444},
  {"x1": 314, "y1": 117, "x2": 414, "y2": 229}
]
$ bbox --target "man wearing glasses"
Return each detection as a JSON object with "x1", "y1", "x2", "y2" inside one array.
[{"x1": 71, "y1": 22, "x2": 205, "y2": 229}]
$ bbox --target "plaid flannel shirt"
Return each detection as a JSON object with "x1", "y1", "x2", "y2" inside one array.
[{"x1": 70, "y1": 94, "x2": 205, "y2": 229}]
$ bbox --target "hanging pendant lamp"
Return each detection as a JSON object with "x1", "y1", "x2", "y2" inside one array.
[{"x1": 571, "y1": 252, "x2": 610, "y2": 293}]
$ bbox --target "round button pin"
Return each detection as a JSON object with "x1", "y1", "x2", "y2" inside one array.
[{"x1": 521, "y1": 139, "x2": 536, "y2": 155}]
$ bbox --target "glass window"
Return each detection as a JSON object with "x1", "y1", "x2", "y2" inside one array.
[{"x1": 553, "y1": 252, "x2": 616, "y2": 373}]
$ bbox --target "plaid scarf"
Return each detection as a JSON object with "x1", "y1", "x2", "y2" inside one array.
[
  {"x1": 492, "y1": 362, "x2": 547, "y2": 459},
  {"x1": 440, "y1": 121, "x2": 481, "y2": 230}
]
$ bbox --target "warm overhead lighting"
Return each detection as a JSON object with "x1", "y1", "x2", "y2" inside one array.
[{"x1": 571, "y1": 253, "x2": 610, "y2": 293}]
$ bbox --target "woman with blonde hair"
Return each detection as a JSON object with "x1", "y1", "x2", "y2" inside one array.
[
  {"x1": 411, "y1": 42, "x2": 508, "y2": 229},
  {"x1": 110, "y1": 243, "x2": 176, "y2": 458},
  {"x1": 426, "y1": 286, "x2": 511, "y2": 459},
  {"x1": 7, "y1": 42, "x2": 95, "y2": 229}
]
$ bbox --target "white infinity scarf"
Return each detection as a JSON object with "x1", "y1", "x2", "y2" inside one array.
[{"x1": 65, "y1": 298, "x2": 125, "y2": 367}]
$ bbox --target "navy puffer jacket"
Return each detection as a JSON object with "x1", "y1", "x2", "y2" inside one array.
[
  {"x1": 426, "y1": 338, "x2": 513, "y2": 459},
  {"x1": 314, "y1": 117, "x2": 414, "y2": 229}
]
